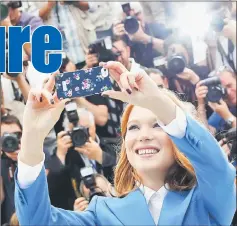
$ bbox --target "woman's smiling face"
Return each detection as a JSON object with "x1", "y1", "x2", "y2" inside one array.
[{"x1": 124, "y1": 106, "x2": 175, "y2": 177}]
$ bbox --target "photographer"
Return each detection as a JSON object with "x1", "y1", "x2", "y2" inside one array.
[
  {"x1": 205, "y1": 2, "x2": 236, "y2": 71},
  {"x1": 195, "y1": 67, "x2": 236, "y2": 134},
  {"x1": 162, "y1": 33, "x2": 210, "y2": 103},
  {"x1": 1, "y1": 115, "x2": 22, "y2": 225},
  {"x1": 46, "y1": 106, "x2": 116, "y2": 210},
  {"x1": 0, "y1": 114, "x2": 50, "y2": 224},
  {"x1": 74, "y1": 174, "x2": 114, "y2": 212},
  {"x1": 113, "y1": 2, "x2": 171, "y2": 68}
]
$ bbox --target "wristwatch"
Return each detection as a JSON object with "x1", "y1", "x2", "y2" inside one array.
[{"x1": 225, "y1": 116, "x2": 235, "y2": 127}]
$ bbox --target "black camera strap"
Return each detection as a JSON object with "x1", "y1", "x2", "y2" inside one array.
[{"x1": 217, "y1": 39, "x2": 236, "y2": 72}]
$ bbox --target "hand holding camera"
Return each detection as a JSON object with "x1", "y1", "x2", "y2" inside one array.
[
  {"x1": 73, "y1": 197, "x2": 89, "y2": 212},
  {"x1": 127, "y1": 22, "x2": 149, "y2": 43},
  {"x1": 85, "y1": 52, "x2": 99, "y2": 69},
  {"x1": 208, "y1": 99, "x2": 232, "y2": 120},
  {"x1": 75, "y1": 137, "x2": 103, "y2": 164},
  {"x1": 195, "y1": 81, "x2": 208, "y2": 103},
  {"x1": 57, "y1": 131, "x2": 73, "y2": 156},
  {"x1": 113, "y1": 23, "x2": 126, "y2": 37},
  {"x1": 176, "y1": 68, "x2": 200, "y2": 85}
]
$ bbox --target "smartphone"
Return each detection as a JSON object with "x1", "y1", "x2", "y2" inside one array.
[{"x1": 55, "y1": 66, "x2": 112, "y2": 99}]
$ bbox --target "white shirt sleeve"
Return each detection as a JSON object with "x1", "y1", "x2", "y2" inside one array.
[
  {"x1": 17, "y1": 154, "x2": 45, "y2": 189},
  {"x1": 159, "y1": 106, "x2": 187, "y2": 139}
]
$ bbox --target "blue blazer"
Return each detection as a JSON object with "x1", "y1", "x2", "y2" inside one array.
[{"x1": 15, "y1": 114, "x2": 236, "y2": 225}]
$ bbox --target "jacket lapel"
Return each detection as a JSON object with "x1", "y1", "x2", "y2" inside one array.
[
  {"x1": 105, "y1": 188, "x2": 155, "y2": 226},
  {"x1": 158, "y1": 187, "x2": 195, "y2": 225}
]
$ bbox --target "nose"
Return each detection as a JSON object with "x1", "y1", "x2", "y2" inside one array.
[{"x1": 137, "y1": 128, "x2": 154, "y2": 142}]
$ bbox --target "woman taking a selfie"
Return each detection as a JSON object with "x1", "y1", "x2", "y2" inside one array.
[{"x1": 15, "y1": 62, "x2": 235, "y2": 226}]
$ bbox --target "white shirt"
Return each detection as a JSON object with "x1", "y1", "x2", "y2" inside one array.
[
  {"x1": 129, "y1": 58, "x2": 143, "y2": 73},
  {"x1": 17, "y1": 106, "x2": 187, "y2": 221},
  {"x1": 139, "y1": 184, "x2": 169, "y2": 225}
]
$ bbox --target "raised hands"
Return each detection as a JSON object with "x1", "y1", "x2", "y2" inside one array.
[
  {"x1": 100, "y1": 61, "x2": 160, "y2": 109},
  {"x1": 23, "y1": 72, "x2": 69, "y2": 141}
]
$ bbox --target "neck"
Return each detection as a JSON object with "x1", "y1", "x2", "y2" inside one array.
[{"x1": 139, "y1": 170, "x2": 166, "y2": 191}]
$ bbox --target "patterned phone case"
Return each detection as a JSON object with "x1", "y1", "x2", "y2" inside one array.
[{"x1": 55, "y1": 66, "x2": 113, "y2": 99}]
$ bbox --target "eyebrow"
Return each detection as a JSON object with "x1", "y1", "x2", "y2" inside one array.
[{"x1": 127, "y1": 118, "x2": 158, "y2": 126}]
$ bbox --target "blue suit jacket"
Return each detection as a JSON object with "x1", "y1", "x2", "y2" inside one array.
[{"x1": 15, "y1": 114, "x2": 236, "y2": 225}]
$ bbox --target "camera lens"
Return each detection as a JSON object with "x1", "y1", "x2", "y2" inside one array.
[
  {"x1": 1, "y1": 135, "x2": 19, "y2": 153},
  {"x1": 167, "y1": 56, "x2": 186, "y2": 74},
  {"x1": 124, "y1": 16, "x2": 139, "y2": 34},
  {"x1": 71, "y1": 129, "x2": 88, "y2": 147}
]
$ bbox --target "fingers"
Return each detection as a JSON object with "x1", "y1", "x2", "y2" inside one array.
[
  {"x1": 74, "y1": 197, "x2": 86, "y2": 205},
  {"x1": 102, "y1": 90, "x2": 127, "y2": 102},
  {"x1": 57, "y1": 131, "x2": 68, "y2": 139},
  {"x1": 101, "y1": 61, "x2": 128, "y2": 80},
  {"x1": 28, "y1": 88, "x2": 54, "y2": 104},
  {"x1": 74, "y1": 199, "x2": 89, "y2": 211},
  {"x1": 44, "y1": 71, "x2": 58, "y2": 92}
]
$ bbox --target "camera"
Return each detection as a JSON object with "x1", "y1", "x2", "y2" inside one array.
[
  {"x1": 1, "y1": 132, "x2": 21, "y2": 153},
  {"x1": 65, "y1": 101, "x2": 89, "y2": 147},
  {"x1": 122, "y1": 3, "x2": 139, "y2": 34},
  {"x1": 167, "y1": 53, "x2": 186, "y2": 75},
  {"x1": 89, "y1": 36, "x2": 120, "y2": 66},
  {"x1": 217, "y1": 127, "x2": 236, "y2": 162},
  {"x1": 80, "y1": 167, "x2": 106, "y2": 202},
  {"x1": 201, "y1": 76, "x2": 226, "y2": 103}
]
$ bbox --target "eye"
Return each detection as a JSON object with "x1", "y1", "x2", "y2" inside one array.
[
  {"x1": 153, "y1": 122, "x2": 160, "y2": 128},
  {"x1": 128, "y1": 125, "x2": 139, "y2": 131}
]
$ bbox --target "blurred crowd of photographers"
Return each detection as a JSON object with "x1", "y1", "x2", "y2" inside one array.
[{"x1": 0, "y1": 1, "x2": 236, "y2": 225}]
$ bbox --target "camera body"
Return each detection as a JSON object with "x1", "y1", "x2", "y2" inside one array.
[
  {"x1": 167, "y1": 53, "x2": 186, "y2": 75},
  {"x1": 201, "y1": 77, "x2": 226, "y2": 103},
  {"x1": 65, "y1": 101, "x2": 89, "y2": 147},
  {"x1": 1, "y1": 133, "x2": 20, "y2": 153},
  {"x1": 68, "y1": 126, "x2": 89, "y2": 147},
  {"x1": 89, "y1": 37, "x2": 120, "y2": 66},
  {"x1": 121, "y1": 3, "x2": 139, "y2": 34}
]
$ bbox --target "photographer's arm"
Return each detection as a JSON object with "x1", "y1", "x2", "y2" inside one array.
[{"x1": 136, "y1": 33, "x2": 165, "y2": 55}]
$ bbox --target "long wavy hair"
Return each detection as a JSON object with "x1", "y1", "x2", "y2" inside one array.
[{"x1": 114, "y1": 89, "x2": 198, "y2": 197}]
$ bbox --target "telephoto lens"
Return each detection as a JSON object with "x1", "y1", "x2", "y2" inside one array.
[
  {"x1": 68, "y1": 127, "x2": 89, "y2": 147},
  {"x1": 1, "y1": 133, "x2": 20, "y2": 153},
  {"x1": 167, "y1": 54, "x2": 186, "y2": 75},
  {"x1": 124, "y1": 16, "x2": 139, "y2": 34}
]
